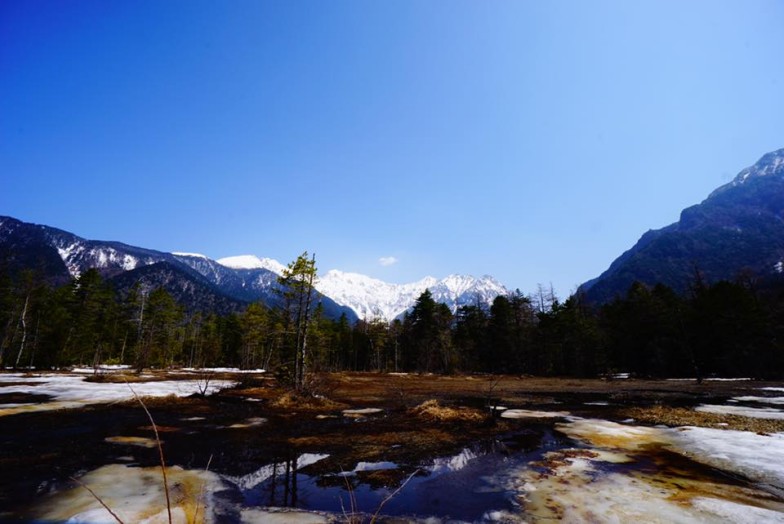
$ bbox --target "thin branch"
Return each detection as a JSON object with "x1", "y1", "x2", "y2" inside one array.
[
  {"x1": 371, "y1": 468, "x2": 420, "y2": 524},
  {"x1": 126, "y1": 382, "x2": 172, "y2": 524},
  {"x1": 69, "y1": 475, "x2": 124, "y2": 524}
]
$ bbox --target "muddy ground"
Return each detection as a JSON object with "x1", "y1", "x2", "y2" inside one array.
[{"x1": 1, "y1": 372, "x2": 782, "y2": 519}]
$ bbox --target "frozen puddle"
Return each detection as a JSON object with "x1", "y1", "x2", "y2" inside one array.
[
  {"x1": 0, "y1": 372, "x2": 236, "y2": 416},
  {"x1": 34, "y1": 464, "x2": 226, "y2": 524}
]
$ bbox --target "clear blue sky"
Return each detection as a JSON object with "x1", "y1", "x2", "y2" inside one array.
[{"x1": 2, "y1": 1, "x2": 783, "y2": 297}]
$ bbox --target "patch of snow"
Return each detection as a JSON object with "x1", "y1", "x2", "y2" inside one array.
[
  {"x1": 34, "y1": 464, "x2": 226, "y2": 523},
  {"x1": 56, "y1": 243, "x2": 86, "y2": 278},
  {"x1": 71, "y1": 365, "x2": 132, "y2": 373},
  {"x1": 501, "y1": 409, "x2": 571, "y2": 419},
  {"x1": 690, "y1": 497, "x2": 784, "y2": 522},
  {"x1": 732, "y1": 396, "x2": 784, "y2": 405},
  {"x1": 556, "y1": 419, "x2": 667, "y2": 452},
  {"x1": 217, "y1": 255, "x2": 286, "y2": 275},
  {"x1": 172, "y1": 252, "x2": 209, "y2": 259},
  {"x1": 0, "y1": 373, "x2": 236, "y2": 417},
  {"x1": 226, "y1": 417, "x2": 266, "y2": 429},
  {"x1": 695, "y1": 404, "x2": 784, "y2": 420},
  {"x1": 559, "y1": 418, "x2": 784, "y2": 490},
  {"x1": 672, "y1": 426, "x2": 784, "y2": 489},
  {"x1": 502, "y1": 446, "x2": 784, "y2": 523},
  {"x1": 342, "y1": 407, "x2": 384, "y2": 416}
]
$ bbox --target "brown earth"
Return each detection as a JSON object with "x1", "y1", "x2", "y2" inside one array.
[{"x1": 1, "y1": 371, "x2": 783, "y2": 517}]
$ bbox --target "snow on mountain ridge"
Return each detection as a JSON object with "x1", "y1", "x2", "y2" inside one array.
[
  {"x1": 217, "y1": 255, "x2": 287, "y2": 275},
  {"x1": 710, "y1": 148, "x2": 784, "y2": 198},
  {"x1": 316, "y1": 270, "x2": 508, "y2": 321}
]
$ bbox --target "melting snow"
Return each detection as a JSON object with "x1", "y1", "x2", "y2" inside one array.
[
  {"x1": 695, "y1": 404, "x2": 784, "y2": 420},
  {"x1": 501, "y1": 409, "x2": 571, "y2": 419},
  {"x1": 34, "y1": 464, "x2": 225, "y2": 524},
  {"x1": 0, "y1": 372, "x2": 236, "y2": 417}
]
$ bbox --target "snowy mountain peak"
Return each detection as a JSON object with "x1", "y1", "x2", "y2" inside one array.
[
  {"x1": 316, "y1": 270, "x2": 508, "y2": 321},
  {"x1": 217, "y1": 255, "x2": 287, "y2": 275},
  {"x1": 737, "y1": 148, "x2": 784, "y2": 181},
  {"x1": 710, "y1": 148, "x2": 784, "y2": 198}
]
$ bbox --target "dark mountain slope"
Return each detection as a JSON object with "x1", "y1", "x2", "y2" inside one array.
[{"x1": 581, "y1": 148, "x2": 784, "y2": 303}]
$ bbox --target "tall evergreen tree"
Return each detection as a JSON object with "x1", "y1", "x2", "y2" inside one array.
[{"x1": 278, "y1": 252, "x2": 318, "y2": 391}]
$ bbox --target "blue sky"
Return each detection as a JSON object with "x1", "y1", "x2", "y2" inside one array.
[{"x1": 2, "y1": 1, "x2": 783, "y2": 297}]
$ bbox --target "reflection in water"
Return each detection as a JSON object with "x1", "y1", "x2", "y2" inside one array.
[{"x1": 224, "y1": 453, "x2": 329, "y2": 507}]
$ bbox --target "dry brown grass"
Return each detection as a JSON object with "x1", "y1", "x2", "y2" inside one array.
[
  {"x1": 410, "y1": 399, "x2": 487, "y2": 423},
  {"x1": 270, "y1": 391, "x2": 348, "y2": 412}
]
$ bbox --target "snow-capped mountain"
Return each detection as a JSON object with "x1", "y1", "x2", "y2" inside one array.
[
  {"x1": 709, "y1": 148, "x2": 784, "y2": 198},
  {"x1": 0, "y1": 216, "x2": 509, "y2": 322},
  {"x1": 217, "y1": 254, "x2": 288, "y2": 275},
  {"x1": 316, "y1": 270, "x2": 508, "y2": 321},
  {"x1": 174, "y1": 252, "x2": 281, "y2": 304}
]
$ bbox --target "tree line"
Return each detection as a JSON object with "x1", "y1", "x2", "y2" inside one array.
[{"x1": 2, "y1": 255, "x2": 783, "y2": 380}]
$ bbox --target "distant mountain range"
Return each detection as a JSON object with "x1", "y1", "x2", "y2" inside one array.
[
  {"x1": 581, "y1": 147, "x2": 784, "y2": 303},
  {"x1": 0, "y1": 217, "x2": 508, "y2": 321}
]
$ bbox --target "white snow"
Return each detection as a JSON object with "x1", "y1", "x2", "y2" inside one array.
[
  {"x1": 501, "y1": 409, "x2": 572, "y2": 419},
  {"x1": 226, "y1": 417, "x2": 266, "y2": 429},
  {"x1": 695, "y1": 404, "x2": 784, "y2": 419},
  {"x1": 503, "y1": 446, "x2": 784, "y2": 523},
  {"x1": 0, "y1": 372, "x2": 236, "y2": 417},
  {"x1": 732, "y1": 395, "x2": 784, "y2": 405},
  {"x1": 172, "y1": 252, "x2": 209, "y2": 259},
  {"x1": 671, "y1": 426, "x2": 784, "y2": 489},
  {"x1": 533, "y1": 419, "x2": 784, "y2": 521},
  {"x1": 342, "y1": 407, "x2": 384, "y2": 416},
  {"x1": 34, "y1": 464, "x2": 225, "y2": 524},
  {"x1": 217, "y1": 255, "x2": 287, "y2": 274},
  {"x1": 316, "y1": 269, "x2": 508, "y2": 321},
  {"x1": 558, "y1": 418, "x2": 784, "y2": 490},
  {"x1": 56, "y1": 243, "x2": 86, "y2": 278},
  {"x1": 177, "y1": 367, "x2": 265, "y2": 374},
  {"x1": 690, "y1": 498, "x2": 784, "y2": 523}
]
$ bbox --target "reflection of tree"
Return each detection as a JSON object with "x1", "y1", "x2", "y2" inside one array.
[{"x1": 265, "y1": 454, "x2": 300, "y2": 507}]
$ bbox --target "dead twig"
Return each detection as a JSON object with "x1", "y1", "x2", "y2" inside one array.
[
  {"x1": 370, "y1": 468, "x2": 420, "y2": 523},
  {"x1": 69, "y1": 475, "x2": 124, "y2": 524},
  {"x1": 126, "y1": 382, "x2": 172, "y2": 524}
]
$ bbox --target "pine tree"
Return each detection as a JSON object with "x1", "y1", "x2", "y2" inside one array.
[{"x1": 277, "y1": 252, "x2": 318, "y2": 391}]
